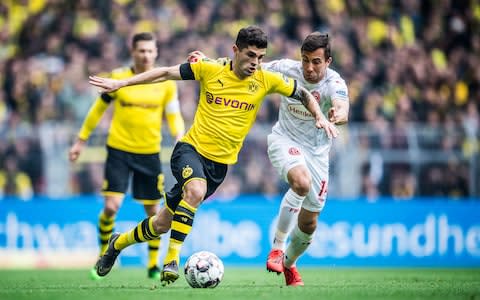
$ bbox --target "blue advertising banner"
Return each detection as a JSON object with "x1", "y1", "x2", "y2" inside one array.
[{"x1": 0, "y1": 196, "x2": 479, "y2": 268}]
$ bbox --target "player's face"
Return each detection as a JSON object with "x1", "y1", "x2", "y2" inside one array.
[
  {"x1": 232, "y1": 45, "x2": 266, "y2": 79},
  {"x1": 301, "y1": 48, "x2": 331, "y2": 84},
  {"x1": 131, "y1": 40, "x2": 158, "y2": 71}
]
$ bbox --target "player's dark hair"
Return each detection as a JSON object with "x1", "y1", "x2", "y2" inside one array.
[
  {"x1": 301, "y1": 32, "x2": 331, "y2": 60},
  {"x1": 235, "y1": 26, "x2": 268, "y2": 50},
  {"x1": 131, "y1": 32, "x2": 156, "y2": 49}
]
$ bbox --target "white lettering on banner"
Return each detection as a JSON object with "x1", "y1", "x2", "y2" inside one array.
[
  {"x1": 186, "y1": 211, "x2": 261, "y2": 258},
  {"x1": 466, "y1": 226, "x2": 480, "y2": 256},
  {"x1": 438, "y1": 215, "x2": 463, "y2": 255},
  {"x1": 0, "y1": 211, "x2": 262, "y2": 261},
  {"x1": 306, "y1": 214, "x2": 480, "y2": 258},
  {"x1": 1, "y1": 211, "x2": 479, "y2": 263},
  {"x1": 0, "y1": 213, "x2": 97, "y2": 250},
  {"x1": 380, "y1": 224, "x2": 409, "y2": 256},
  {"x1": 408, "y1": 215, "x2": 436, "y2": 257}
]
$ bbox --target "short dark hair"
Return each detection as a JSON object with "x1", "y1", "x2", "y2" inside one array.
[
  {"x1": 235, "y1": 25, "x2": 268, "y2": 50},
  {"x1": 131, "y1": 32, "x2": 156, "y2": 49},
  {"x1": 301, "y1": 32, "x2": 331, "y2": 60}
]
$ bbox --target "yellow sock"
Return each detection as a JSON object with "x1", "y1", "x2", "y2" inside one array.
[
  {"x1": 164, "y1": 200, "x2": 197, "y2": 264},
  {"x1": 147, "y1": 238, "x2": 161, "y2": 268},
  {"x1": 98, "y1": 211, "x2": 115, "y2": 256},
  {"x1": 164, "y1": 240, "x2": 182, "y2": 264},
  {"x1": 114, "y1": 216, "x2": 160, "y2": 250}
]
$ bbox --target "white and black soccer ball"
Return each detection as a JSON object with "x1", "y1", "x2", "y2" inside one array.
[{"x1": 184, "y1": 251, "x2": 224, "y2": 288}]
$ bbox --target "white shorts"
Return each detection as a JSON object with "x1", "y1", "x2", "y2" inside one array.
[{"x1": 267, "y1": 133, "x2": 329, "y2": 212}]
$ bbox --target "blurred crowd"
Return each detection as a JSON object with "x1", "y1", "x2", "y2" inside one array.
[{"x1": 0, "y1": 0, "x2": 478, "y2": 201}]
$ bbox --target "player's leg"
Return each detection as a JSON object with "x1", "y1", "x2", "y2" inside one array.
[
  {"x1": 283, "y1": 209, "x2": 318, "y2": 286},
  {"x1": 95, "y1": 206, "x2": 173, "y2": 277},
  {"x1": 92, "y1": 147, "x2": 128, "y2": 279},
  {"x1": 98, "y1": 148, "x2": 130, "y2": 255},
  {"x1": 161, "y1": 142, "x2": 227, "y2": 286},
  {"x1": 95, "y1": 149, "x2": 170, "y2": 278},
  {"x1": 161, "y1": 179, "x2": 205, "y2": 285},
  {"x1": 266, "y1": 134, "x2": 310, "y2": 273},
  {"x1": 268, "y1": 166, "x2": 310, "y2": 273},
  {"x1": 143, "y1": 203, "x2": 161, "y2": 279},
  {"x1": 98, "y1": 195, "x2": 123, "y2": 255},
  {"x1": 91, "y1": 194, "x2": 123, "y2": 280},
  {"x1": 283, "y1": 154, "x2": 328, "y2": 286},
  {"x1": 132, "y1": 154, "x2": 165, "y2": 279}
]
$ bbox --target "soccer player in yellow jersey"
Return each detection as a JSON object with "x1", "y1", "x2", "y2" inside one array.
[
  {"x1": 68, "y1": 32, "x2": 185, "y2": 280},
  {"x1": 88, "y1": 26, "x2": 338, "y2": 285}
]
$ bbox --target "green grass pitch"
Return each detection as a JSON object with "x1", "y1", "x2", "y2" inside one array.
[{"x1": 1, "y1": 268, "x2": 479, "y2": 300}]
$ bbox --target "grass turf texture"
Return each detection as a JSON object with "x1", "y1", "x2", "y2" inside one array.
[{"x1": 1, "y1": 268, "x2": 479, "y2": 300}]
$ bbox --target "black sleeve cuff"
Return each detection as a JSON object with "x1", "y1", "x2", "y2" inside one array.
[
  {"x1": 180, "y1": 63, "x2": 195, "y2": 80},
  {"x1": 289, "y1": 80, "x2": 298, "y2": 97},
  {"x1": 100, "y1": 93, "x2": 113, "y2": 103}
]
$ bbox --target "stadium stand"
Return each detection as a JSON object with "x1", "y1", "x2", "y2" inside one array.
[{"x1": 0, "y1": 0, "x2": 478, "y2": 199}]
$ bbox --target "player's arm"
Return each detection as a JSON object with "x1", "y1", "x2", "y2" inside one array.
[
  {"x1": 167, "y1": 112, "x2": 185, "y2": 141},
  {"x1": 164, "y1": 86, "x2": 185, "y2": 141},
  {"x1": 291, "y1": 85, "x2": 338, "y2": 139},
  {"x1": 328, "y1": 98, "x2": 349, "y2": 125},
  {"x1": 69, "y1": 96, "x2": 110, "y2": 162},
  {"x1": 89, "y1": 65, "x2": 183, "y2": 93},
  {"x1": 327, "y1": 80, "x2": 350, "y2": 125}
]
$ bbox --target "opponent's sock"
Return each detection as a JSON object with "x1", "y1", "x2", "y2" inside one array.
[
  {"x1": 272, "y1": 189, "x2": 304, "y2": 250},
  {"x1": 164, "y1": 200, "x2": 197, "y2": 264},
  {"x1": 284, "y1": 225, "x2": 313, "y2": 268},
  {"x1": 98, "y1": 211, "x2": 115, "y2": 255},
  {"x1": 114, "y1": 216, "x2": 160, "y2": 250}
]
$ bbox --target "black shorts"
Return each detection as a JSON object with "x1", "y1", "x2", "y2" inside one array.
[
  {"x1": 103, "y1": 146, "x2": 164, "y2": 203},
  {"x1": 166, "y1": 142, "x2": 228, "y2": 212}
]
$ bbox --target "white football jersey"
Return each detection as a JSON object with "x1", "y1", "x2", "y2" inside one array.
[{"x1": 262, "y1": 59, "x2": 349, "y2": 155}]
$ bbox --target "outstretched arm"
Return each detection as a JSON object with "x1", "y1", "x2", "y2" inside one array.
[
  {"x1": 291, "y1": 85, "x2": 339, "y2": 139},
  {"x1": 89, "y1": 65, "x2": 183, "y2": 93}
]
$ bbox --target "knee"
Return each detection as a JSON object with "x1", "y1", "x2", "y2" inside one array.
[
  {"x1": 183, "y1": 181, "x2": 207, "y2": 207},
  {"x1": 290, "y1": 175, "x2": 311, "y2": 196},
  {"x1": 144, "y1": 205, "x2": 157, "y2": 217},
  {"x1": 104, "y1": 201, "x2": 120, "y2": 217},
  {"x1": 298, "y1": 218, "x2": 317, "y2": 235}
]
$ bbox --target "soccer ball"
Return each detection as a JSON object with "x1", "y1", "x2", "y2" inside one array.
[{"x1": 184, "y1": 251, "x2": 224, "y2": 288}]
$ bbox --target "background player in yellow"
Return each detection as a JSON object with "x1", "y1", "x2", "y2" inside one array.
[
  {"x1": 88, "y1": 25, "x2": 338, "y2": 285},
  {"x1": 68, "y1": 32, "x2": 185, "y2": 280}
]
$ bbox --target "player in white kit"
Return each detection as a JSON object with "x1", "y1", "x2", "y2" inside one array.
[
  {"x1": 187, "y1": 32, "x2": 348, "y2": 286},
  {"x1": 263, "y1": 32, "x2": 349, "y2": 286}
]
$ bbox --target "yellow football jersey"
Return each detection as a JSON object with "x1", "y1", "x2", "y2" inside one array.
[
  {"x1": 78, "y1": 67, "x2": 183, "y2": 154},
  {"x1": 181, "y1": 60, "x2": 296, "y2": 164}
]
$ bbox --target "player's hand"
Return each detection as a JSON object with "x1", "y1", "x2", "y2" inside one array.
[
  {"x1": 187, "y1": 50, "x2": 206, "y2": 63},
  {"x1": 315, "y1": 116, "x2": 339, "y2": 139},
  {"x1": 328, "y1": 107, "x2": 339, "y2": 123},
  {"x1": 89, "y1": 76, "x2": 125, "y2": 93},
  {"x1": 68, "y1": 139, "x2": 86, "y2": 162}
]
